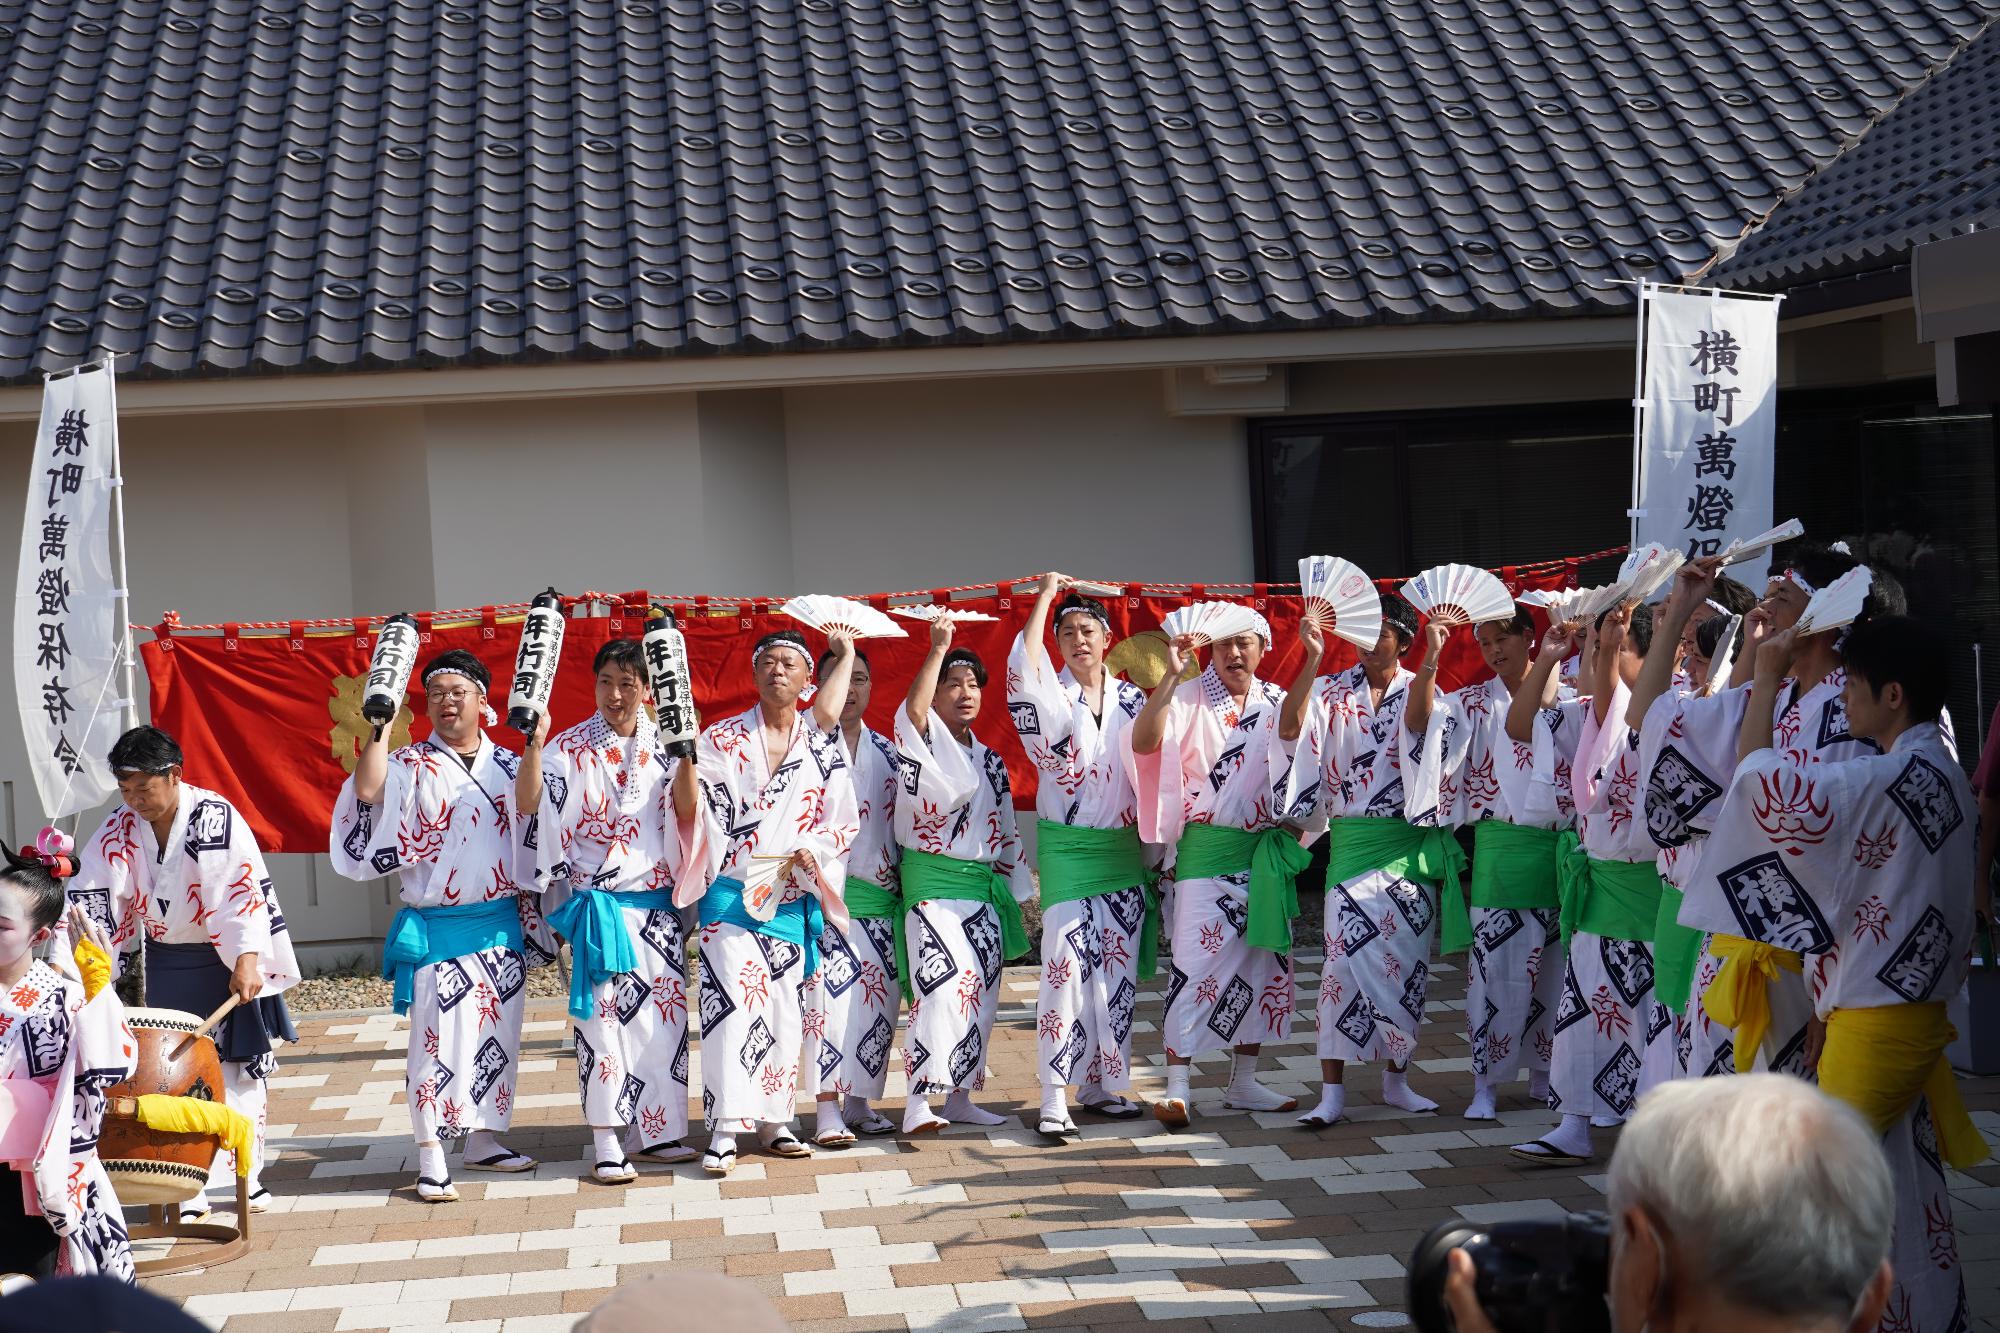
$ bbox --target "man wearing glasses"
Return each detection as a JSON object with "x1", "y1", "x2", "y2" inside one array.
[{"x1": 331, "y1": 649, "x2": 556, "y2": 1203}]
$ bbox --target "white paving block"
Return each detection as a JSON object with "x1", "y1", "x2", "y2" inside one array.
[
  {"x1": 1250, "y1": 1280, "x2": 1375, "y2": 1311},
  {"x1": 335, "y1": 1301, "x2": 454, "y2": 1330},
  {"x1": 777, "y1": 1224, "x2": 881, "y2": 1251},
  {"x1": 1137, "y1": 1290, "x2": 1260, "y2": 1317},
  {"x1": 1343, "y1": 1150, "x2": 1450, "y2": 1173},
  {"x1": 1317, "y1": 1170, "x2": 1424, "y2": 1195},
  {"x1": 508, "y1": 1267, "x2": 618, "y2": 1296},
  {"x1": 1043, "y1": 1226, "x2": 1149, "y2": 1251},
  {"x1": 1287, "y1": 1254, "x2": 1406, "y2": 1281},
  {"x1": 785, "y1": 1266, "x2": 896, "y2": 1296},
  {"x1": 834, "y1": 1241, "x2": 937, "y2": 1267},
  {"x1": 1371, "y1": 1130, "x2": 1477, "y2": 1151},
  {"x1": 843, "y1": 1283, "x2": 963, "y2": 1317},
  {"x1": 1454, "y1": 1199, "x2": 1570, "y2": 1223},
  {"x1": 312, "y1": 1239, "x2": 418, "y2": 1266}
]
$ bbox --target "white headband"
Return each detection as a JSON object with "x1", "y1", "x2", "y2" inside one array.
[
  {"x1": 1786, "y1": 571, "x2": 1816, "y2": 596},
  {"x1": 1704, "y1": 599, "x2": 1729, "y2": 616},
  {"x1": 752, "y1": 641, "x2": 814, "y2": 677}
]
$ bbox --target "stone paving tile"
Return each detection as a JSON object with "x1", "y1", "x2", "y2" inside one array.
[{"x1": 130, "y1": 955, "x2": 1997, "y2": 1331}]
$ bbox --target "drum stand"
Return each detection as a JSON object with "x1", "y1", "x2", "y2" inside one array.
[{"x1": 128, "y1": 1172, "x2": 251, "y2": 1277}]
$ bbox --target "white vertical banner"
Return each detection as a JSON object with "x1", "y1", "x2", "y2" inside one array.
[
  {"x1": 1632, "y1": 283, "x2": 1783, "y2": 558},
  {"x1": 15, "y1": 363, "x2": 126, "y2": 817}
]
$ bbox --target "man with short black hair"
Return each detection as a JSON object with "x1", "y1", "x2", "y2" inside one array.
[
  {"x1": 72, "y1": 723, "x2": 301, "y2": 1220},
  {"x1": 1677, "y1": 614, "x2": 1986, "y2": 1330},
  {"x1": 517, "y1": 638, "x2": 713, "y2": 1183},
  {"x1": 331, "y1": 649, "x2": 556, "y2": 1202}
]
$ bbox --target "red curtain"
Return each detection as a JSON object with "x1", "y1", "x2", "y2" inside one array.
[{"x1": 143, "y1": 566, "x2": 1577, "y2": 852}]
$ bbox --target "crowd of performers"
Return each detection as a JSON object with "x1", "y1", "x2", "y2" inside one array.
[{"x1": 0, "y1": 555, "x2": 1987, "y2": 1331}]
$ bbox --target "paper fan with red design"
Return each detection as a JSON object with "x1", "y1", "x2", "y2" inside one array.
[
  {"x1": 1298, "y1": 555, "x2": 1382, "y2": 650},
  {"x1": 1792, "y1": 566, "x2": 1873, "y2": 638},
  {"x1": 892, "y1": 605, "x2": 999, "y2": 624},
  {"x1": 1619, "y1": 542, "x2": 1686, "y2": 603},
  {"x1": 779, "y1": 595, "x2": 906, "y2": 639},
  {"x1": 1400, "y1": 563, "x2": 1514, "y2": 626},
  {"x1": 1719, "y1": 517, "x2": 1805, "y2": 568},
  {"x1": 1159, "y1": 600, "x2": 1263, "y2": 648}
]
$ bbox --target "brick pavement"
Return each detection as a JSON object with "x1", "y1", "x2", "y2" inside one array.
[{"x1": 133, "y1": 954, "x2": 2000, "y2": 1332}]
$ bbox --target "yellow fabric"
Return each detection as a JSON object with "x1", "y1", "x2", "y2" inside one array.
[
  {"x1": 1702, "y1": 934, "x2": 1803, "y2": 1075},
  {"x1": 1818, "y1": 1003, "x2": 1989, "y2": 1170},
  {"x1": 73, "y1": 938, "x2": 111, "y2": 1001},
  {"x1": 134, "y1": 1093, "x2": 256, "y2": 1177}
]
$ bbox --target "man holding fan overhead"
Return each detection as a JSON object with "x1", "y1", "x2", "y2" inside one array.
[
  {"x1": 894, "y1": 616, "x2": 1033, "y2": 1134},
  {"x1": 1129, "y1": 601, "x2": 1316, "y2": 1127},
  {"x1": 691, "y1": 627, "x2": 859, "y2": 1175},
  {"x1": 1285, "y1": 586, "x2": 1461, "y2": 1128},
  {"x1": 1009, "y1": 573, "x2": 1155, "y2": 1137},
  {"x1": 331, "y1": 649, "x2": 556, "y2": 1203},
  {"x1": 1404, "y1": 601, "x2": 1567, "y2": 1120}
]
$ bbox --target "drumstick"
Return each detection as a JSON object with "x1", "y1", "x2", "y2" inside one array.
[{"x1": 171, "y1": 995, "x2": 240, "y2": 1058}]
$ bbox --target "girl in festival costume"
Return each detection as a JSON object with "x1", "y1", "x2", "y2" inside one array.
[
  {"x1": 0, "y1": 842, "x2": 134, "y2": 1281},
  {"x1": 331, "y1": 650, "x2": 558, "y2": 1203},
  {"x1": 1403, "y1": 604, "x2": 1570, "y2": 1121},
  {"x1": 515, "y1": 639, "x2": 718, "y2": 1184},
  {"x1": 692, "y1": 631, "x2": 859, "y2": 1175},
  {"x1": 1008, "y1": 575, "x2": 1155, "y2": 1138},
  {"x1": 894, "y1": 617, "x2": 1034, "y2": 1134},
  {"x1": 803, "y1": 642, "x2": 904, "y2": 1147},
  {"x1": 1129, "y1": 611, "x2": 1316, "y2": 1127}
]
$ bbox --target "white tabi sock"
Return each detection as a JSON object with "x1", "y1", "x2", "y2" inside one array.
[
  {"x1": 1540, "y1": 1113, "x2": 1592, "y2": 1158},
  {"x1": 903, "y1": 1095, "x2": 945, "y2": 1133},
  {"x1": 1297, "y1": 1084, "x2": 1345, "y2": 1126},
  {"x1": 842, "y1": 1095, "x2": 873, "y2": 1123},
  {"x1": 417, "y1": 1140, "x2": 448, "y2": 1183},
  {"x1": 707, "y1": 1130, "x2": 737, "y2": 1158},
  {"x1": 1381, "y1": 1068, "x2": 1439, "y2": 1113},
  {"x1": 592, "y1": 1127, "x2": 625, "y2": 1165},
  {"x1": 1164, "y1": 1064, "x2": 1191, "y2": 1105},
  {"x1": 1228, "y1": 1051, "x2": 1260, "y2": 1085},
  {"x1": 1528, "y1": 1069, "x2": 1552, "y2": 1102},
  {"x1": 942, "y1": 1089, "x2": 1008, "y2": 1126},
  {"x1": 1039, "y1": 1085, "x2": 1069, "y2": 1124},
  {"x1": 1466, "y1": 1076, "x2": 1499, "y2": 1121},
  {"x1": 814, "y1": 1101, "x2": 849, "y2": 1139}
]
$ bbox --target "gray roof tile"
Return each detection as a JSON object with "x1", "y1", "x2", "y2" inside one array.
[{"x1": 0, "y1": 0, "x2": 1991, "y2": 383}]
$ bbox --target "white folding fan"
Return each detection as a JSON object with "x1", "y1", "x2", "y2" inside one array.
[
  {"x1": 1792, "y1": 566, "x2": 1873, "y2": 638},
  {"x1": 1066, "y1": 579, "x2": 1124, "y2": 597},
  {"x1": 779, "y1": 594, "x2": 907, "y2": 639},
  {"x1": 1297, "y1": 555, "x2": 1382, "y2": 650},
  {"x1": 1619, "y1": 543, "x2": 1687, "y2": 603},
  {"x1": 1160, "y1": 600, "x2": 1263, "y2": 647},
  {"x1": 1522, "y1": 585, "x2": 1595, "y2": 625},
  {"x1": 1400, "y1": 563, "x2": 1515, "y2": 626},
  {"x1": 1702, "y1": 614, "x2": 1743, "y2": 697},
  {"x1": 737, "y1": 854, "x2": 797, "y2": 921},
  {"x1": 1720, "y1": 518, "x2": 1805, "y2": 568},
  {"x1": 892, "y1": 605, "x2": 999, "y2": 624}
]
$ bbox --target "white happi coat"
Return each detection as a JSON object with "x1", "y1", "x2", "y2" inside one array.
[
  {"x1": 694, "y1": 707, "x2": 858, "y2": 1130},
  {"x1": 894, "y1": 708, "x2": 1031, "y2": 1097},
  {"x1": 71, "y1": 788, "x2": 302, "y2": 1001},
  {"x1": 1007, "y1": 634, "x2": 1152, "y2": 1094},
  {"x1": 1682, "y1": 723, "x2": 1976, "y2": 1332},
  {"x1": 331, "y1": 737, "x2": 553, "y2": 1142},
  {"x1": 1295, "y1": 664, "x2": 1442, "y2": 1065},
  {"x1": 71, "y1": 787, "x2": 302, "y2": 1179},
  {"x1": 1407, "y1": 675, "x2": 1566, "y2": 1088},
  {"x1": 805, "y1": 725, "x2": 902, "y2": 1102},
  {"x1": 1126, "y1": 667, "x2": 1312, "y2": 1059},
  {"x1": 528, "y1": 712, "x2": 716, "y2": 1140},
  {"x1": 0, "y1": 961, "x2": 133, "y2": 1279},
  {"x1": 1533, "y1": 682, "x2": 1662, "y2": 1122}
]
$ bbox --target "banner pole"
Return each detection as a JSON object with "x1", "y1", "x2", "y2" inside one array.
[
  {"x1": 106, "y1": 358, "x2": 138, "y2": 735},
  {"x1": 1629, "y1": 281, "x2": 1651, "y2": 551}
]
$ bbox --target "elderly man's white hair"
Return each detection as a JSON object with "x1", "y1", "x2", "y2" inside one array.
[{"x1": 1609, "y1": 1073, "x2": 1893, "y2": 1323}]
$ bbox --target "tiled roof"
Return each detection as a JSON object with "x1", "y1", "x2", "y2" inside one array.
[
  {"x1": 1716, "y1": 23, "x2": 2000, "y2": 289},
  {"x1": 0, "y1": 0, "x2": 1995, "y2": 384}
]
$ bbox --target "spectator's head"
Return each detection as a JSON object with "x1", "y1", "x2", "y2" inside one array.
[
  {"x1": 1606, "y1": 1074, "x2": 1893, "y2": 1333},
  {"x1": 1840, "y1": 614, "x2": 1949, "y2": 742},
  {"x1": 108, "y1": 724, "x2": 184, "y2": 823}
]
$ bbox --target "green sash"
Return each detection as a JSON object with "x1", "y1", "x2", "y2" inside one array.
[
  {"x1": 1652, "y1": 885, "x2": 1704, "y2": 1016},
  {"x1": 1326, "y1": 815, "x2": 1469, "y2": 954},
  {"x1": 1035, "y1": 820, "x2": 1160, "y2": 980},
  {"x1": 1174, "y1": 821, "x2": 1312, "y2": 953},
  {"x1": 1561, "y1": 854, "x2": 1665, "y2": 946},
  {"x1": 898, "y1": 850, "x2": 1031, "y2": 1004},
  {"x1": 844, "y1": 876, "x2": 904, "y2": 997},
  {"x1": 1442, "y1": 820, "x2": 1561, "y2": 954}
]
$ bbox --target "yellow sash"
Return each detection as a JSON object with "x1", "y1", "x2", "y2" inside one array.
[
  {"x1": 135, "y1": 1094, "x2": 257, "y2": 1176},
  {"x1": 1701, "y1": 934, "x2": 1802, "y2": 1074},
  {"x1": 1818, "y1": 1003, "x2": 1988, "y2": 1170}
]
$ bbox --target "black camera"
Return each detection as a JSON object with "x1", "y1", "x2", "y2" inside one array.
[{"x1": 1407, "y1": 1212, "x2": 1612, "y2": 1333}]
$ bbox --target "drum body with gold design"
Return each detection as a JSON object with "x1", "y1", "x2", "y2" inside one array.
[{"x1": 98, "y1": 1007, "x2": 224, "y2": 1205}]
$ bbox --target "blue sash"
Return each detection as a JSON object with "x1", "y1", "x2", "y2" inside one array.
[
  {"x1": 381, "y1": 897, "x2": 523, "y2": 1017},
  {"x1": 700, "y1": 877, "x2": 822, "y2": 979},
  {"x1": 546, "y1": 888, "x2": 675, "y2": 1021}
]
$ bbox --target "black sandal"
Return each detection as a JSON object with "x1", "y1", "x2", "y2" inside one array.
[{"x1": 416, "y1": 1175, "x2": 458, "y2": 1203}]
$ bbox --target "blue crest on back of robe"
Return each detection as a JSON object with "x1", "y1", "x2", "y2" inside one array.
[
  {"x1": 819, "y1": 925, "x2": 860, "y2": 996},
  {"x1": 1049, "y1": 1019, "x2": 1087, "y2": 1081},
  {"x1": 756, "y1": 932, "x2": 803, "y2": 978},
  {"x1": 614, "y1": 971, "x2": 649, "y2": 1023},
  {"x1": 434, "y1": 958, "x2": 473, "y2": 1010},
  {"x1": 1601, "y1": 937, "x2": 1655, "y2": 1007},
  {"x1": 1331, "y1": 992, "x2": 1376, "y2": 1048},
  {"x1": 670, "y1": 1030, "x2": 690, "y2": 1085},
  {"x1": 858, "y1": 1015, "x2": 894, "y2": 1076},
  {"x1": 964, "y1": 907, "x2": 1004, "y2": 986},
  {"x1": 471, "y1": 1035, "x2": 508, "y2": 1103},
  {"x1": 947, "y1": 1025, "x2": 983, "y2": 1087},
  {"x1": 1399, "y1": 958, "x2": 1430, "y2": 1022},
  {"x1": 816, "y1": 1036, "x2": 841, "y2": 1080},
  {"x1": 639, "y1": 910, "x2": 684, "y2": 970},
  {"x1": 1715, "y1": 851, "x2": 1835, "y2": 954},
  {"x1": 1877, "y1": 905, "x2": 1955, "y2": 1002},
  {"x1": 1064, "y1": 918, "x2": 1099, "y2": 982},
  {"x1": 908, "y1": 909, "x2": 956, "y2": 995},
  {"x1": 1593, "y1": 1046, "x2": 1642, "y2": 1115},
  {"x1": 1109, "y1": 978, "x2": 1137, "y2": 1043},
  {"x1": 1553, "y1": 966, "x2": 1587, "y2": 1034},
  {"x1": 1107, "y1": 886, "x2": 1144, "y2": 937},
  {"x1": 615, "y1": 1073, "x2": 645, "y2": 1123},
  {"x1": 1008, "y1": 701, "x2": 1040, "y2": 737},
  {"x1": 482, "y1": 947, "x2": 526, "y2": 1002},
  {"x1": 697, "y1": 949, "x2": 737, "y2": 1028},
  {"x1": 1207, "y1": 976, "x2": 1254, "y2": 1040},
  {"x1": 342, "y1": 804, "x2": 375, "y2": 863},
  {"x1": 858, "y1": 916, "x2": 896, "y2": 968},
  {"x1": 739, "y1": 1016, "x2": 776, "y2": 1072},
  {"x1": 1889, "y1": 754, "x2": 1964, "y2": 853},
  {"x1": 1386, "y1": 878, "x2": 1435, "y2": 936}
]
